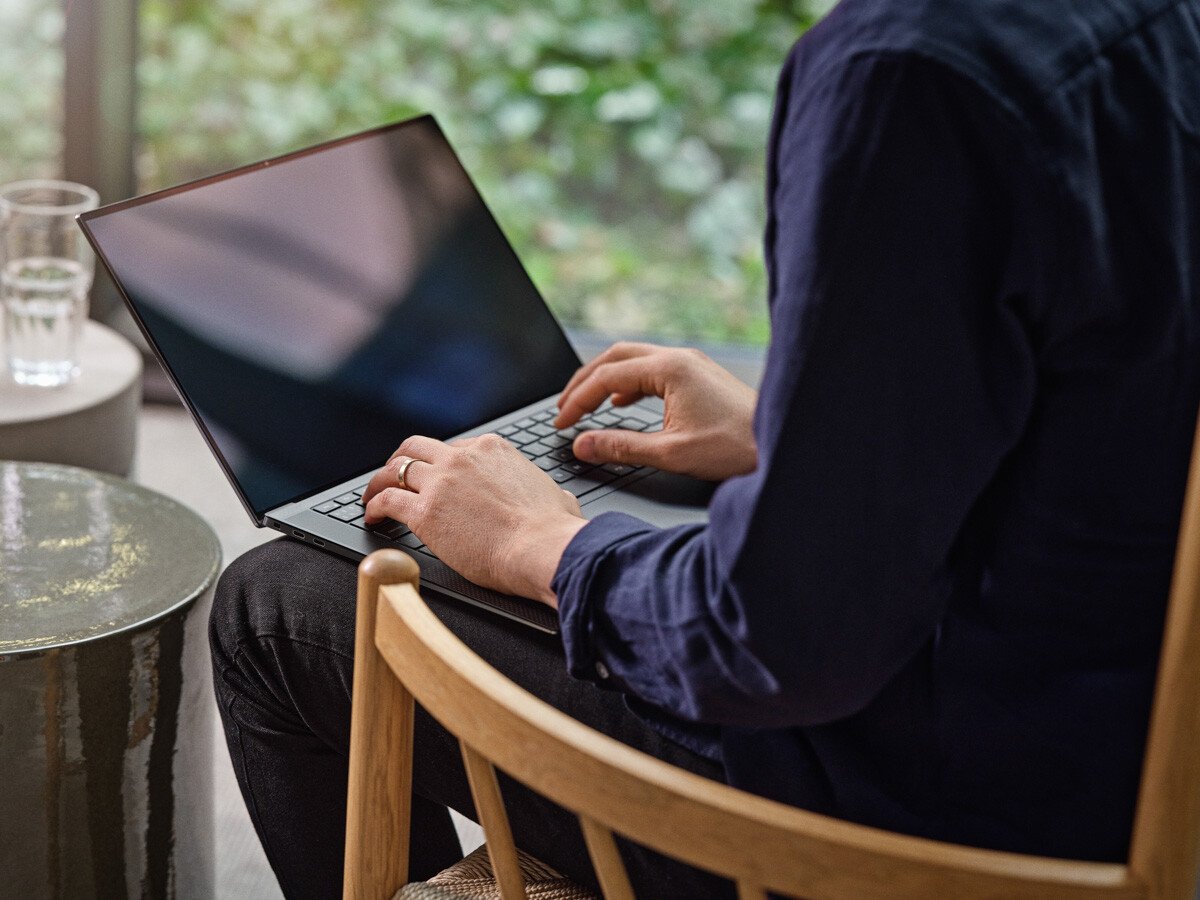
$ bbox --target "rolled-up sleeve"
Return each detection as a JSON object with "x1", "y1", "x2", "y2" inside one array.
[{"x1": 553, "y1": 48, "x2": 1039, "y2": 729}]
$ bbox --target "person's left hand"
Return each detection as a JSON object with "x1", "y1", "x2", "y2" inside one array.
[{"x1": 362, "y1": 434, "x2": 587, "y2": 608}]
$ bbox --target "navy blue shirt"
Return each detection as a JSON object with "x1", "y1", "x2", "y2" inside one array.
[{"x1": 553, "y1": 0, "x2": 1200, "y2": 862}]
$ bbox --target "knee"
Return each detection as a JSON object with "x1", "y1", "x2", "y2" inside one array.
[
  {"x1": 208, "y1": 537, "x2": 357, "y2": 672},
  {"x1": 209, "y1": 540, "x2": 281, "y2": 672}
]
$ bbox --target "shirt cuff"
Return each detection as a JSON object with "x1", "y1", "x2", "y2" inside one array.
[{"x1": 552, "y1": 511, "x2": 657, "y2": 685}]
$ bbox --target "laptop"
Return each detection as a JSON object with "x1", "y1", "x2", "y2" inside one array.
[{"x1": 78, "y1": 114, "x2": 713, "y2": 633}]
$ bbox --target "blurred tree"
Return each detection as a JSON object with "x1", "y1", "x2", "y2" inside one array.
[
  {"x1": 137, "y1": 0, "x2": 832, "y2": 342},
  {"x1": 0, "y1": 0, "x2": 62, "y2": 184}
]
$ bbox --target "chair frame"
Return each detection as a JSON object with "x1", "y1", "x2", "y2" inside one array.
[{"x1": 344, "y1": 421, "x2": 1200, "y2": 899}]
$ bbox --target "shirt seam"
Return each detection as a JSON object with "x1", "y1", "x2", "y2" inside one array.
[
  {"x1": 1051, "y1": 0, "x2": 1190, "y2": 92},
  {"x1": 1047, "y1": 0, "x2": 1200, "y2": 144}
]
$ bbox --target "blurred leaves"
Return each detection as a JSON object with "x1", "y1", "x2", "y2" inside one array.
[
  {"x1": 0, "y1": 0, "x2": 62, "y2": 183},
  {"x1": 3, "y1": 0, "x2": 833, "y2": 343}
]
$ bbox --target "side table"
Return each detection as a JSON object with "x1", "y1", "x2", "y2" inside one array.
[
  {"x1": 0, "y1": 321, "x2": 142, "y2": 476},
  {"x1": 0, "y1": 462, "x2": 221, "y2": 899}
]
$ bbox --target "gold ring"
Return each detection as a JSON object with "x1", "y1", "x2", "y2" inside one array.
[{"x1": 396, "y1": 457, "x2": 418, "y2": 491}]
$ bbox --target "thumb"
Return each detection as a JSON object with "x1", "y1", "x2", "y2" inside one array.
[{"x1": 574, "y1": 428, "x2": 664, "y2": 468}]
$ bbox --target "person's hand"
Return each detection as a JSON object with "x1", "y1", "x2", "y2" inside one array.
[
  {"x1": 555, "y1": 342, "x2": 758, "y2": 481},
  {"x1": 362, "y1": 434, "x2": 586, "y2": 608}
]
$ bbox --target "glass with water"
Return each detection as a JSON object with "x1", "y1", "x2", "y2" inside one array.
[{"x1": 0, "y1": 180, "x2": 100, "y2": 386}]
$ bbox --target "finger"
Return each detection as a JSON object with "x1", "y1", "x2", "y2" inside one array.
[
  {"x1": 364, "y1": 457, "x2": 407, "y2": 506},
  {"x1": 561, "y1": 490, "x2": 583, "y2": 516},
  {"x1": 449, "y1": 433, "x2": 504, "y2": 450},
  {"x1": 363, "y1": 486, "x2": 418, "y2": 525},
  {"x1": 364, "y1": 458, "x2": 427, "y2": 508},
  {"x1": 557, "y1": 358, "x2": 665, "y2": 428},
  {"x1": 365, "y1": 452, "x2": 435, "y2": 506},
  {"x1": 608, "y1": 391, "x2": 645, "y2": 408},
  {"x1": 557, "y1": 343, "x2": 658, "y2": 419},
  {"x1": 397, "y1": 434, "x2": 453, "y2": 462},
  {"x1": 573, "y1": 427, "x2": 668, "y2": 469},
  {"x1": 386, "y1": 431, "x2": 453, "y2": 464},
  {"x1": 395, "y1": 456, "x2": 430, "y2": 492},
  {"x1": 559, "y1": 341, "x2": 656, "y2": 400}
]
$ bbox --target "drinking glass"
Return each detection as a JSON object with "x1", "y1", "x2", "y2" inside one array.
[{"x1": 0, "y1": 180, "x2": 100, "y2": 386}]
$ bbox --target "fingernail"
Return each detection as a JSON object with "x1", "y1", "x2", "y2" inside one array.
[{"x1": 575, "y1": 434, "x2": 594, "y2": 461}]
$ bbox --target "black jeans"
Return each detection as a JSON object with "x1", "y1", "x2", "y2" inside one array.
[{"x1": 210, "y1": 538, "x2": 731, "y2": 899}]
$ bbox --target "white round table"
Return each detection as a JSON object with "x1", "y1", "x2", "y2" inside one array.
[{"x1": 0, "y1": 320, "x2": 142, "y2": 475}]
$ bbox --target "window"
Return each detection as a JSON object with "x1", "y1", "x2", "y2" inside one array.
[
  {"x1": 0, "y1": 0, "x2": 62, "y2": 183},
  {"x1": 138, "y1": 0, "x2": 832, "y2": 345}
]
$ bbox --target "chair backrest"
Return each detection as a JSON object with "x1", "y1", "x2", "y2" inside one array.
[{"x1": 344, "y1": 417, "x2": 1200, "y2": 900}]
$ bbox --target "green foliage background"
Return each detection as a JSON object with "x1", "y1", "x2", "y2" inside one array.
[
  {"x1": 0, "y1": 0, "x2": 62, "y2": 184},
  {"x1": 2, "y1": 0, "x2": 832, "y2": 343}
]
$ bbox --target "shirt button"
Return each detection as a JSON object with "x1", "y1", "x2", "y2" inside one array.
[{"x1": 594, "y1": 661, "x2": 610, "y2": 680}]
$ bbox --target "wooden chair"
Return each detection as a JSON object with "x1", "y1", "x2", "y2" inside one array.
[{"x1": 343, "y1": 418, "x2": 1200, "y2": 899}]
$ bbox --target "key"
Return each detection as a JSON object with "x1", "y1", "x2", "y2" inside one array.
[
  {"x1": 559, "y1": 472, "x2": 616, "y2": 497},
  {"x1": 602, "y1": 462, "x2": 638, "y2": 476},
  {"x1": 507, "y1": 429, "x2": 539, "y2": 445}
]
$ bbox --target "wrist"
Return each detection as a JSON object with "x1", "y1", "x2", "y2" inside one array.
[{"x1": 511, "y1": 513, "x2": 587, "y2": 609}]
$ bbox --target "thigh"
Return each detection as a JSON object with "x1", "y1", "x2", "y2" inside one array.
[{"x1": 213, "y1": 537, "x2": 730, "y2": 897}]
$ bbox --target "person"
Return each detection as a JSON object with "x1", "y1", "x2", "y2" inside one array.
[{"x1": 210, "y1": 0, "x2": 1200, "y2": 896}]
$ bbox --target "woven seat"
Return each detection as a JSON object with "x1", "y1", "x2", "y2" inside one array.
[{"x1": 395, "y1": 845, "x2": 597, "y2": 900}]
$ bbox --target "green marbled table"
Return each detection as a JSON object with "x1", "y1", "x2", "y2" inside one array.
[{"x1": 0, "y1": 461, "x2": 221, "y2": 899}]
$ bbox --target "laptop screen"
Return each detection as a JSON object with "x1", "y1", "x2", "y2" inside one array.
[{"x1": 81, "y1": 116, "x2": 581, "y2": 518}]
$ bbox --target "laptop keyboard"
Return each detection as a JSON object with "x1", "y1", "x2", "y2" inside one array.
[{"x1": 309, "y1": 402, "x2": 663, "y2": 551}]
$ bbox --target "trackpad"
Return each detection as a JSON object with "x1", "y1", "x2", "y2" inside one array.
[{"x1": 583, "y1": 471, "x2": 713, "y2": 528}]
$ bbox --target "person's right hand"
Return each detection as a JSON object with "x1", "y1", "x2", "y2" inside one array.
[{"x1": 555, "y1": 342, "x2": 758, "y2": 482}]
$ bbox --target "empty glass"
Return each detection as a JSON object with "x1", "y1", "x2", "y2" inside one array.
[{"x1": 0, "y1": 180, "x2": 100, "y2": 386}]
